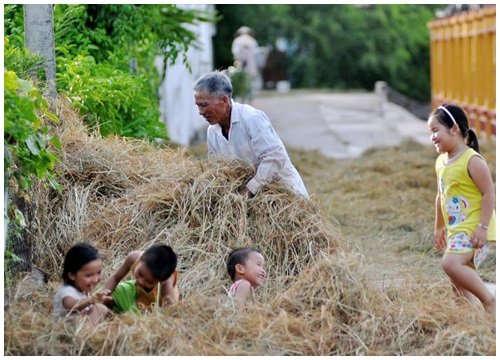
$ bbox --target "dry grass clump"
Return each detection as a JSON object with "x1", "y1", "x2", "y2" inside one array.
[
  {"x1": 292, "y1": 138, "x2": 496, "y2": 283},
  {"x1": 273, "y1": 252, "x2": 367, "y2": 322},
  {"x1": 4, "y1": 100, "x2": 496, "y2": 355},
  {"x1": 5, "y1": 254, "x2": 495, "y2": 356},
  {"x1": 28, "y1": 100, "x2": 341, "y2": 301}
]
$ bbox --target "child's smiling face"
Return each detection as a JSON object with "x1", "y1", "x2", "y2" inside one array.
[
  {"x1": 241, "y1": 251, "x2": 266, "y2": 287},
  {"x1": 68, "y1": 259, "x2": 103, "y2": 293},
  {"x1": 428, "y1": 116, "x2": 455, "y2": 153}
]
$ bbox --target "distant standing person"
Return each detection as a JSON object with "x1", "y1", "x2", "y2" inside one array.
[
  {"x1": 428, "y1": 104, "x2": 496, "y2": 316},
  {"x1": 231, "y1": 26, "x2": 260, "y2": 104},
  {"x1": 193, "y1": 70, "x2": 309, "y2": 199}
]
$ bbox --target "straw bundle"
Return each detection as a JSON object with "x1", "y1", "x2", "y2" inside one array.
[
  {"x1": 28, "y1": 99, "x2": 341, "y2": 301},
  {"x1": 5, "y1": 269, "x2": 495, "y2": 355},
  {"x1": 4, "y1": 100, "x2": 495, "y2": 355}
]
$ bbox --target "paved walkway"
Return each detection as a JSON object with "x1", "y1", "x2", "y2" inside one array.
[{"x1": 253, "y1": 90, "x2": 430, "y2": 158}]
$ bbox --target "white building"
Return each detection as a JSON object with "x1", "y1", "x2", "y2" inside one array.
[{"x1": 156, "y1": 4, "x2": 216, "y2": 147}]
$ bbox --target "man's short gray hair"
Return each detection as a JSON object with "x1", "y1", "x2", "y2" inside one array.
[{"x1": 193, "y1": 70, "x2": 233, "y2": 99}]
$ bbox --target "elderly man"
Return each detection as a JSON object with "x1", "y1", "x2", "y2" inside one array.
[{"x1": 193, "y1": 70, "x2": 308, "y2": 199}]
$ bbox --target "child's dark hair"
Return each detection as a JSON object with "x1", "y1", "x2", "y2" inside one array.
[
  {"x1": 431, "y1": 104, "x2": 480, "y2": 152},
  {"x1": 141, "y1": 244, "x2": 177, "y2": 282},
  {"x1": 226, "y1": 247, "x2": 262, "y2": 281},
  {"x1": 62, "y1": 242, "x2": 101, "y2": 285}
]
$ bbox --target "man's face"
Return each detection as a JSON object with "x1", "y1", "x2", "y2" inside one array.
[{"x1": 194, "y1": 90, "x2": 229, "y2": 126}]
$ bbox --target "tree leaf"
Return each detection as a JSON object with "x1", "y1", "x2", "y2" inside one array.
[
  {"x1": 16, "y1": 78, "x2": 34, "y2": 92},
  {"x1": 24, "y1": 135, "x2": 40, "y2": 155}
]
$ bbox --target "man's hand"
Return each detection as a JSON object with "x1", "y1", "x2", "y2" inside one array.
[{"x1": 238, "y1": 187, "x2": 254, "y2": 199}]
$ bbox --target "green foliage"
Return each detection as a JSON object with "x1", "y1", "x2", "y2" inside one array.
[
  {"x1": 214, "y1": 4, "x2": 442, "y2": 102},
  {"x1": 4, "y1": 5, "x2": 25, "y2": 48},
  {"x1": 4, "y1": 38, "x2": 45, "y2": 82},
  {"x1": 4, "y1": 249, "x2": 21, "y2": 286},
  {"x1": 228, "y1": 68, "x2": 252, "y2": 99},
  {"x1": 4, "y1": 69, "x2": 62, "y2": 192},
  {"x1": 5, "y1": 4, "x2": 217, "y2": 141},
  {"x1": 51, "y1": 4, "x2": 217, "y2": 140},
  {"x1": 54, "y1": 4, "x2": 215, "y2": 70},
  {"x1": 56, "y1": 54, "x2": 167, "y2": 140}
]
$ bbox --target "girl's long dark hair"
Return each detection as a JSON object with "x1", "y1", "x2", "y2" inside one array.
[
  {"x1": 62, "y1": 242, "x2": 100, "y2": 285},
  {"x1": 431, "y1": 104, "x2": 480, "y2": 153}
]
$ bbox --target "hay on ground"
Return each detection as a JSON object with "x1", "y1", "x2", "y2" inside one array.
[{"x1": 4, "y1": 98, "x2": 496, "y2": 355}]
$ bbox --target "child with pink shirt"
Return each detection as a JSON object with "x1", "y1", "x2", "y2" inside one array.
[{"x1": 226, "y1": 247, "x2": 266, "y2": 307}]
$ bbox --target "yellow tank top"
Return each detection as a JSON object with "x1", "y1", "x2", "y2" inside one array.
[
  {"x1": 131, "y1": 253, "x2": 178, "y2": 311},
  {"x1": 435, "y1": 148, "x2": 496, "y2": 240}
]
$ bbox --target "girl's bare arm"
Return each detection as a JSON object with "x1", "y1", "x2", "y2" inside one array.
[{"x1": 469, "y1": 156, "x2": 495, "y2": 247}]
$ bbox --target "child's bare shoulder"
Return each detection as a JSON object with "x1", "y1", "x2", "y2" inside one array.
[
  {"x1": 236, "y1": 279, "x2": 251, "y2": 291},
  {"x1": 124, "y1": 250, "x2": 142, "y2": 264}
]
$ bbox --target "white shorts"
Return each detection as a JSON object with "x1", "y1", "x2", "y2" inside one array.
[{"x1": 446, "y1": 232, "x2": 493, "y2": 269}]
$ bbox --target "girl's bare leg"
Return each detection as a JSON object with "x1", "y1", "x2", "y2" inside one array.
[
  {"x1": 450, "y1": 278, "x2": 477, "y2": 303},
  {"x1": 442, "y1": 253, "x2": 495, "y2": 316}
]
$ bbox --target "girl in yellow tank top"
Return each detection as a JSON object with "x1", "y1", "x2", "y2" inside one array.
[{"x1": 428, "y1": 104, "x2": 495, "y2": 317}]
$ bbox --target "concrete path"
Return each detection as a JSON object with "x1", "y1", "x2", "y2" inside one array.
[{"x1": 253, "y1": 90, "x2": 430, "y2": 158}]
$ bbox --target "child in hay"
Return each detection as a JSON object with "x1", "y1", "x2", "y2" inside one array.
[
  {"x1": 53, "y1": 242, "x2": 111, "y2": 322},
  {"x1": 428, "y1": 104, "x2": 496, "y2": 316},
  {"x1": 226, "y1": 247, "x2": 266, "y2": 308},
  {"x1": 104, "y1": 244, "x2": 178, "y2": 314}
]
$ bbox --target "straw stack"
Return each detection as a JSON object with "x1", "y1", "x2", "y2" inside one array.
[{"x1": 4, "y1": 99, "x2": 495, "y2": 356}]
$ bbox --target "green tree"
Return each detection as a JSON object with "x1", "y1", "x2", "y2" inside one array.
[
  {"x1": 214, "y1": 4, "x2": 442, "y2": 102},
  {"x1": 53, "y1": 4, "x2": 216, "y2": 140},
  {"x1": 5, "y1": 4, "x2": 217, "y2": 140}
]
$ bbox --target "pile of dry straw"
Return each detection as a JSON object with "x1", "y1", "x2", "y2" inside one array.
[{"x1": 4, "y1": 100, "x2": 495, "y2": 355}]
